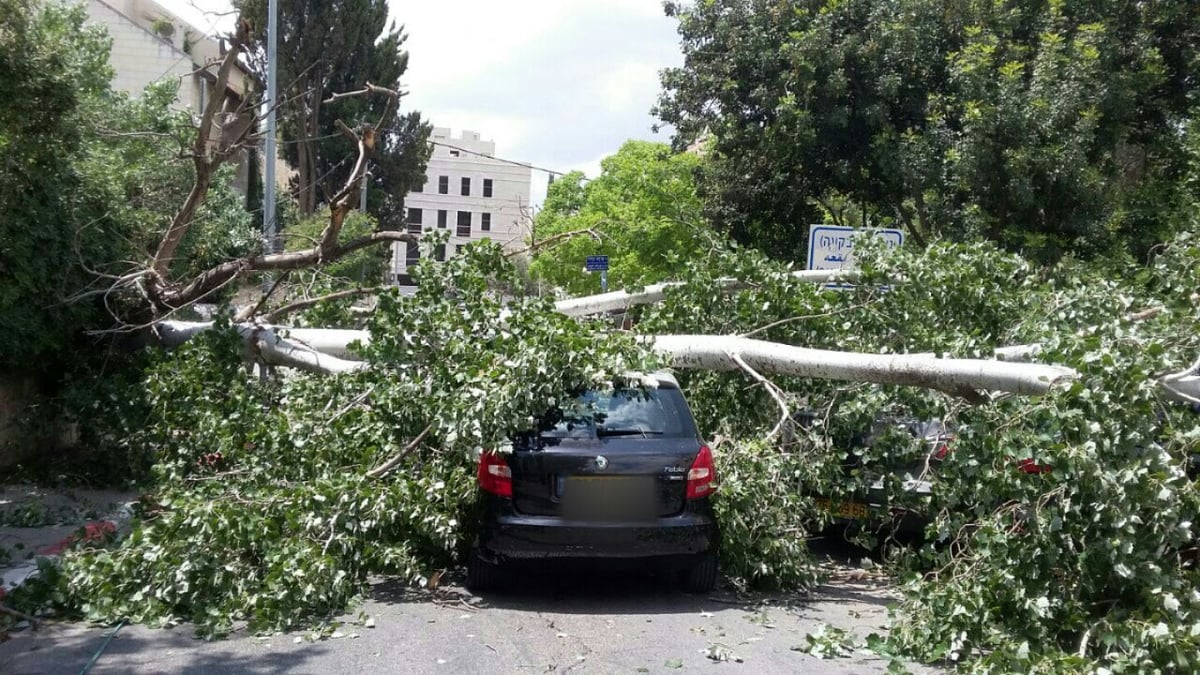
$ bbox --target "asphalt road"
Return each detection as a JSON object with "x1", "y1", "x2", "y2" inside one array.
[{"x1": 2, "y1": 556, "x2": 939, "y2": 675}]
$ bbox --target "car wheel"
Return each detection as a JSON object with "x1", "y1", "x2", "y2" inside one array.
[
  {"x1": 466, "y1": 547, "x2": 504, "y2": 592},
  {"x1": 679, "y1": 551, "x2": 718, "y2": 593}
]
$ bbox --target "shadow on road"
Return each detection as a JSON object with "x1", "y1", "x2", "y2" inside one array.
[
  {"x1": 373, "y1": 558, "x2": 745, "y2": 616},
  {"x1": 369, "y1": 536, "x2": 896, "y2": 618},
  {"x1": 0, "y1": 620, "x2": 334, "y2": 675}
]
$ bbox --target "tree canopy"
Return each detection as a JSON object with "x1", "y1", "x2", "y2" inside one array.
[
  {"x1": 656, "y1": 0, "x2": 1200, "y2": 263},
  {"x1": 0, "y1": 0, "x2": 253, "y2": 372},
  {"x1": 529, "y1": 141, "x2": 712, "y2": 295}
]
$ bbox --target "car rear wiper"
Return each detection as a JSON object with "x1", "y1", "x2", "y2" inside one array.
[{"x1": 596, "y1": 428, "x2": 663, "y2": 438}]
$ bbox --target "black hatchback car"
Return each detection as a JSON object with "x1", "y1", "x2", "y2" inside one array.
[{"x1": 467, "y1": 373, "x2": 720, "y2": 592}]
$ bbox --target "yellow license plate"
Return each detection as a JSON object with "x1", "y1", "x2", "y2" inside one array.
[{"x1": 814, "y1": 498, "x2": 869, "y2": 520}]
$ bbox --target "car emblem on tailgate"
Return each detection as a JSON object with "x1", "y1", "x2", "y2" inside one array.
[{"x1": 594, "y1": 455, "x2": 608, "y2": 470}]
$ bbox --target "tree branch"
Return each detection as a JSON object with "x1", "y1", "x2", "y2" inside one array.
[
  {"x1": 262, "y1": 286, "x2": 387, "y2": 323},
  {"x1": 158, "y1": 231, "x2": 417, "y2": 310},
  {"x1": 505, "y1": 227, "x2": 602, "y2": 259},
  {"x1": 367, "y1": 424, "x2": 433, "y2": 479},
  {"x1": 150, "y1": 23, "x2": 249, "y2": 280},
  {"x1": 0, "y1": 603, "x2": 39, "y2": 629},
  {"x1": 728, "y1": 351, "x2": 794, "y2": 442},
  {"x1": 234, "y1": 270, "x2": 291, "y2": 322}
]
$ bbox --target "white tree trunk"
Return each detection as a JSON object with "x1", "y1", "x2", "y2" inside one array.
[
  {"x1": 157, "y1": 321, "x2": 367, "y2": 374},
  {"x1": 553, "y1": 270, "x2": 862, "y2": 317},
  {"x1": 652, "y1": 335, "x2": 1076, "y2": 396},
  {"x1": 157, "y1": 321, "x2": 1080, "y2": 395}
]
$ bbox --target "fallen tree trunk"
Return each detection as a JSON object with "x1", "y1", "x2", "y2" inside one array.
[
  {"x1": 157, "y1": 321, "x2": 1078, "y2": 396},
  {"x1": 157, "y1": 322, "x2": 366, "y2": 374},
  {"x1": 553, "y1": 269, "x2": 863, "y2": 317},
  {"x1": 651, "y1": 335, "x2": 1076, "y2": 397}
]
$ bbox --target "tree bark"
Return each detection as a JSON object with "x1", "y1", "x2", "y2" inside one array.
[
  {"x1": 150, "y1": 29, "x2": 249, "y2": 279},
  {"x1": 157, "y1": 322, "x2": 366, "y2": 374},
  {"x1": 157, "y1": 230, "x2": 416, "y2": 310},
  {"x1": 651, "y1": 335, "x2": 1075, "y2": 397}
]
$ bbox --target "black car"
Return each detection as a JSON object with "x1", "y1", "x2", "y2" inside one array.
[
  {"x1": 794, "y1": 411, "x2": 955, "y2": 537},
  {"x1": 467, "y1": 373, "x2": 720, "y2": 592}
]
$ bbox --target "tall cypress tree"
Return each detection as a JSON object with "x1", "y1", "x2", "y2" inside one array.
[{"x1": 236, "y1": 0, "x2": 431, "y2": 227}]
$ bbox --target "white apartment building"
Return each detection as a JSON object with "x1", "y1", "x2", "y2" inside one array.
[
  {"x1": 391, "y1": 128, "x2": 533, "y2": 282},
  {"x1": 85, "y1": 0, "x2": 255, "y2": 192}
]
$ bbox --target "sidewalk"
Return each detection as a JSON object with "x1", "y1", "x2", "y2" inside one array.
[{"x1": 0, "y1": 485, "x2": 138, "y2": 596}]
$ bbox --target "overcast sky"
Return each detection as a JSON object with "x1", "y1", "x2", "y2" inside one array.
[{"x1": 163, "y1": 0, "x2": 684, "y2": 202}]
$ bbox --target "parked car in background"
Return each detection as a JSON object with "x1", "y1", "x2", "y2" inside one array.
[
  {"x1": 795, "y1": 412, "x2": 956, "y2": 537},
  {"x1": 468, "y1": 373, "x2": 720, "y2": 592},
  {"x1": 798, "y1": 410, "x2": 1066, "y2": 540}
]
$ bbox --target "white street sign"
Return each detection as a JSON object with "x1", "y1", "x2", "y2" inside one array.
[{"x1": 807, "y1": 225, "x2": 904, "y2": 272}]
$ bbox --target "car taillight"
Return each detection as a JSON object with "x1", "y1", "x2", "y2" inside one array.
[
  {"x1": 686, "y1": 445, "x2": 716, "y2": 499},
  {"x1": 477, "y1": 451, "x2": 512, "y2": 497},
  {"x1": 1016, "y1": 458, "x2": 1052, "y2": 474}
]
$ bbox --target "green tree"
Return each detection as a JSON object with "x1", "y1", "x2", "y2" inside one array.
[
  {"x1": 657, "y1": 0, "x2": 1200, "y2": 263},
  {"x1": 235, "y1": 0, "x2": 431, "y2": 227},
  {"x1": 0, "y1": 0, "x2": 116, "y2": 370},
  {"x1": 529, "y1": 141, "x2": 712, "y2": 295}
]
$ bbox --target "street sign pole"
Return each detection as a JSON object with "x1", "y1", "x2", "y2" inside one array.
[{"x1": 585, "y1": 255, "x2": 610, "y2": 293}]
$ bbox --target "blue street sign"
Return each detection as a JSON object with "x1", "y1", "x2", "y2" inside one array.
[{"x1": 585, "y1": 255, "x2": 609, "y2": 272}]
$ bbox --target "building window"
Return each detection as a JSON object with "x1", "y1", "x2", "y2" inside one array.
[
  {"x1": 481, "y1": 212, "x2": 491, "y2": 232},
  {"x1": 455, "y1": 244, "x2": 466, "y2": 255},
  {"x1": 435, "y1": 244, "x2": 446, "y2": 262},
  {"x1": 456, "y1": 211, "x2": 471, "y2": 237},
  {"x1": 461, "y1": 177, "x2": 471, "y2": 196},
  {"x1": 437, "y1": 209, "x2": 447, "y2": 228},
  {"x1": 405, "y1": 241, "x2": 419, "y2": 267},
  {"x1": 438, "y1": 176, "x2": 449, "y2": 194},
  {"x1": 449, "y1": 149, "x2": 460, "y2": 157},
  {"x1": 406, "y1": 208, "x2": 422, "y2": 234},
  {"x1": 482, "y1": 178, "x2": 493, "y2": 197},
  {"x1": 412, "y1": 176, "x2": 425, "y2": 193}
]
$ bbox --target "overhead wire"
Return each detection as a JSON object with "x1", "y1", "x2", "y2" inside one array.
[{"x1": 427, "y1": 139, "x2": 590, "y2": 181}]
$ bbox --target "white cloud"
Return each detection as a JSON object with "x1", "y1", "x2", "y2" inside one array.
[
  {"x1": 394, "y1": 1, "x2": 576, "y2": 90},
  {"x1": 598, "y1": 61, "x2": 663, "y2": 116},
  {"x1": 570, "y1": 152, "x2": 608, "y2": 181}
]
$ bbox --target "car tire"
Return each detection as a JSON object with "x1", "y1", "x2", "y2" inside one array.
[
  {"x1": 679, "y1": 551, "x2": 718, "y2": 593},
  {"x1": 466, "y1": 547, "x2": 503, "y2": 592}
]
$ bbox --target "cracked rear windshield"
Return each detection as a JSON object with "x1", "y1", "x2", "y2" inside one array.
[{"x1": 543, "y1": 387, "x2": 696, "y2": 439}]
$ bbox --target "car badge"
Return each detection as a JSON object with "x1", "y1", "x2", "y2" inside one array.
[{"x1": 595, "y1": 455, "x2": 608, "y2": 470}]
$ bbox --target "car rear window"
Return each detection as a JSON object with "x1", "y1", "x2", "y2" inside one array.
[{"x1": 543, "y1": 387, "x2": 697, "y2": 439}]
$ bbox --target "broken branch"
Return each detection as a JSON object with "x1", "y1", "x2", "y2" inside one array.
[{"x1": 367, "y1": 424, "x2": 433, "y2": 479}]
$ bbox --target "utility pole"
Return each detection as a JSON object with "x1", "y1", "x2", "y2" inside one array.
[
  {"x1": 263, "y1": 0, "x2": 279, "y2": 257},
  {"x1": 360, "y1": 167, "x2": 370, "y2": 212}
]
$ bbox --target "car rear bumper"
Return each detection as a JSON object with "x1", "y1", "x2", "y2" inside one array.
[
  {"x1": 476, "y1": 498, "x2": 718, "y2": 561},
  {"x1": 815, "y1": 481, "x2": 932, "y2": 535}
]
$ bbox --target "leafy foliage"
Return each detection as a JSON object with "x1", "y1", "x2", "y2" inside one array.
[
  {"x1": 30, "y1": 211, "x2": 1200, "y2": 672},
  {"x1": 529, "y1": 141, "x2": 714, "y2": 294},
  {"x1": 657, "y1": 0, "x2": 1200, "y2": 262},
  {"x1": 55, "y1": 241, "x2": 651, "y2": 636},
  {"x1": 712, "y1": 439, "x2": 823, "y2": 590},
  {"x1": 0, "y1": 0, "x2": 254, "y2": 369},
  {"x1": 633, "y1": 227, "x2": 1200, "y2": 671},
  {"x1": 0, "y1": 0, "x2": 124, "y2": 371}
]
